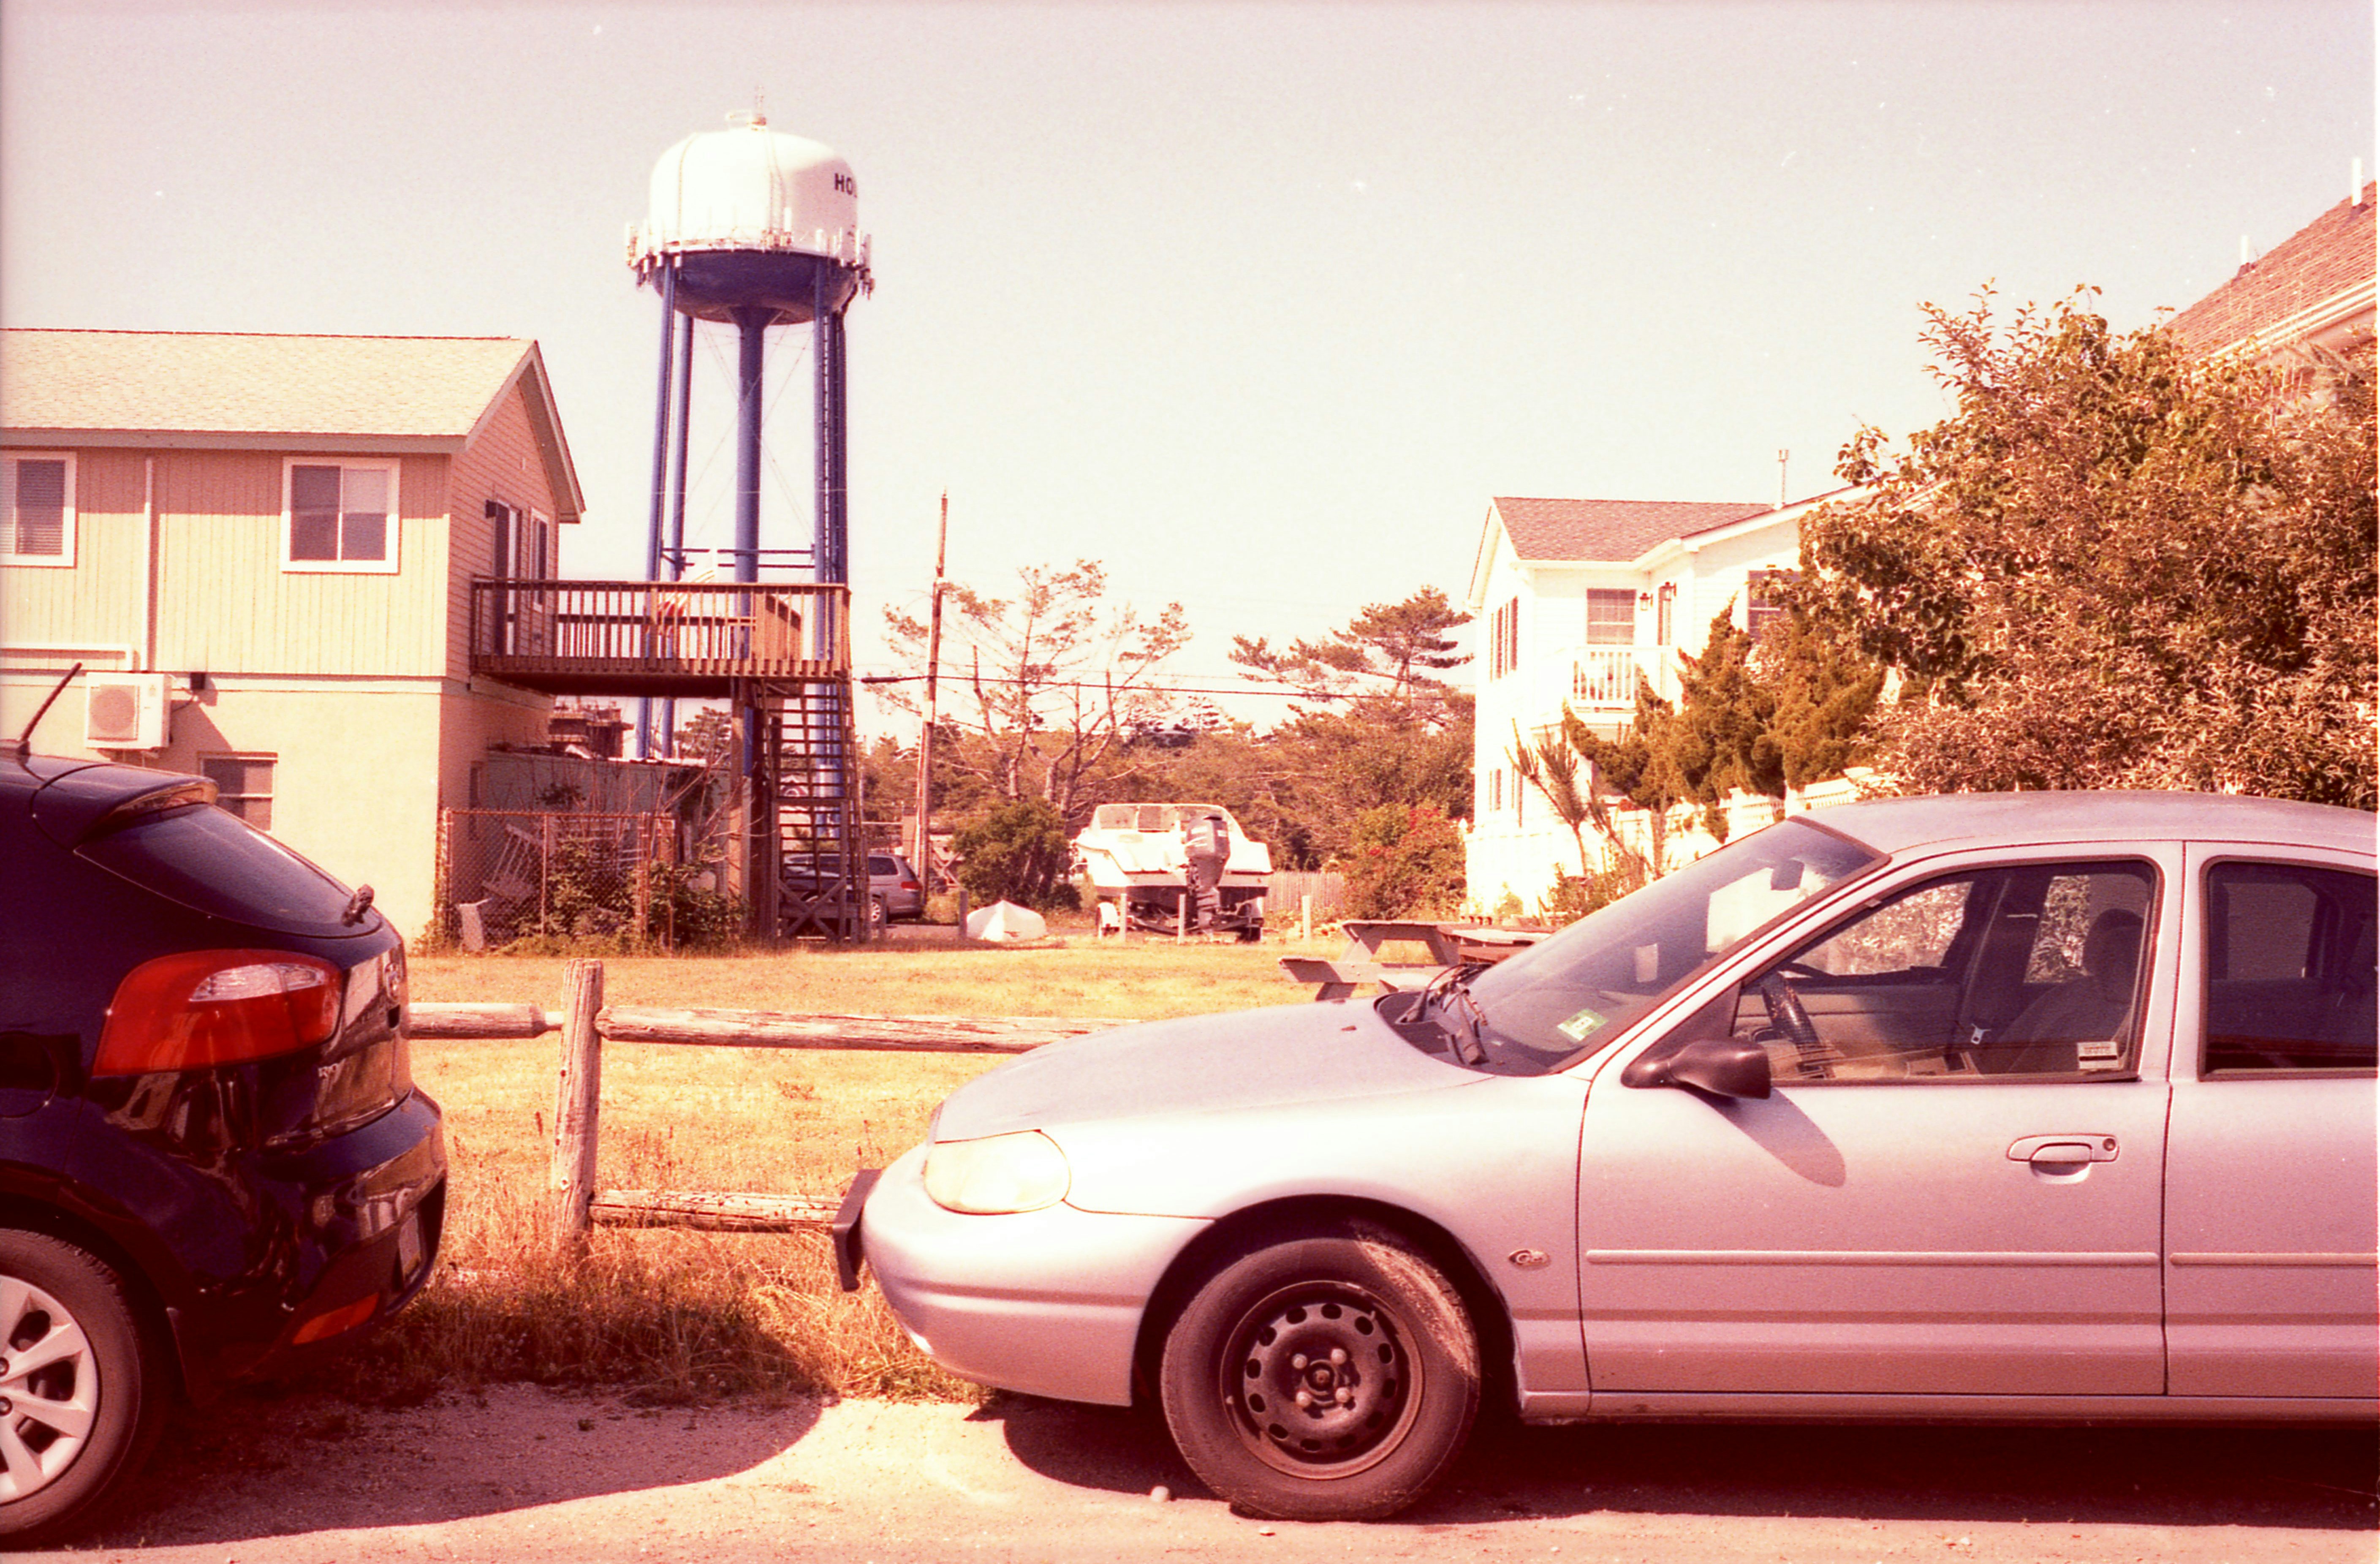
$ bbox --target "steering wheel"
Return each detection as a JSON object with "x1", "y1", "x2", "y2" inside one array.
[{"x1": 1757, "y1": 973, "x2": 1820, "y2": 1051}]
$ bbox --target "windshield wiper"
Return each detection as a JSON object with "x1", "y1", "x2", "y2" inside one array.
[{"x1": 1421, "y1": 962, "x2": 1491, "y2": 1066}]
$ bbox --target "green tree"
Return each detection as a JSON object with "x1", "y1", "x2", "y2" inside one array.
[
  {"x1": 950, "y1": 795, "x2": 1078, "y2": 911},
  {"x1": 1226, "y1": 588, "x2": 1476, "y2": 868},
  {"x1": 1761, "y1": 610, "x2": 1887, "y2": 789},
  {"x1": 882, "y1": 560, "x2": 1191, "y2": 824},
  {"x1": 674, "y1": 706, "x2": 735, "y2": 765},
  {"x1": 1800, "y1": 288, "x2": 2376, "y2": 807},
  {"x1": 1231, "y1": 586, "x2": 1472, "y2": 700},
  {"x1": 1508, "y1": 721, "x2": 1595, "y2": 880},
  {"x1": 1341, "y1": 802, "x2": 1467, "y2": 919}
]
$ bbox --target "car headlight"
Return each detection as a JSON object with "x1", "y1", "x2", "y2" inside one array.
[{"x1": 923, "y1": 1131, "x2": 1070, "y2": 1214}]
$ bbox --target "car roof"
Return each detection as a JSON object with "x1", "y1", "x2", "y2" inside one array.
[
  {"x1": 3, "y1": 753, "x2": 212, "y2": 846},
  {"x1": 1812, "y1": 791, "x2": 2375, "y2": 859}
]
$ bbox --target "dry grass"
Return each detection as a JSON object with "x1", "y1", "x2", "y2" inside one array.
[{"x1": 321, "y1": 932, "x2": 1336, "y2": 1406}]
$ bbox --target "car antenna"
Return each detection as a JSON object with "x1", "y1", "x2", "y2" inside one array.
[{"x1": 8, "y1": 662, "x2": 81, "y2": 762}]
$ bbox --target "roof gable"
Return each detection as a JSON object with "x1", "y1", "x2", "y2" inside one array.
[{"x1": 2165, "y1": 185, "x2": 2377, "y2": 356}]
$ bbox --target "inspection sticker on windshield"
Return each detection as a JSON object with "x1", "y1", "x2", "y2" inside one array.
[{"x1": 1556, "y1": 1006, "x2": 1608, "y2": 1042}]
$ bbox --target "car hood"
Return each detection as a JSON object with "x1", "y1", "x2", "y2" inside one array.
[{"x1": 931, "y1": 1001, "x2": 1472, "y2": 1141}]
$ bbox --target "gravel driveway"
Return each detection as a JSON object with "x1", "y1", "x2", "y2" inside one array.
[{"x1": 73, "y1": 1386, "x2": 2376, "y2": 1562}]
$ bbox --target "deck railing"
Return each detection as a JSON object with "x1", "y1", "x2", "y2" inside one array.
[
  {"x1": 468, "y1": 578, "x2": 850, "y2": 685},
  {"x1": 1553, "y1": 643, "x2": 1676, "y2": 711}
]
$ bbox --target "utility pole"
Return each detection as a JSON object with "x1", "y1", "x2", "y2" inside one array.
[{"x1": 912, "y1": 493, "x2": 948, "y2": 889}]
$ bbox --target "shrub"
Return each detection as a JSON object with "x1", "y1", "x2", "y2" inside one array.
[
  {"x1": 1340, "y1": 802, "x2": 1465, "y2": 920},
  {"x1": 951, "y1": 797, "x2": 1080, "y2": 911}
]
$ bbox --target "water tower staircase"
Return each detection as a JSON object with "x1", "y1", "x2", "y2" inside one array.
[{"x1": 768, "y1": 684, "x2": 867, "y2": 939}]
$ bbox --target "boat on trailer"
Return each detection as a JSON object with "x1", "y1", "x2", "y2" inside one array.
[{"x1": 1073, "y1": 802, "x2": 1273, "y2": 938}]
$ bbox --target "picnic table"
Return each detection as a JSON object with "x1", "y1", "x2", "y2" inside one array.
[{"x1": 1279, "y1": 920, "x2": 1543, "y2": 1002}]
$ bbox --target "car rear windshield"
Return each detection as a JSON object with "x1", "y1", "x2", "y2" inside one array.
[{"x1": 78, "y1": 801, "x2": 361, "y2": 935}]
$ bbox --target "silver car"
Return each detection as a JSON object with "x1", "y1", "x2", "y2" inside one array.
[{"x1": 841, "y1": 793, "x2": 2376, "y2": 1520}]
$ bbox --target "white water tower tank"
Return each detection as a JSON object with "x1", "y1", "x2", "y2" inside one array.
[{"x1": 628, "y1": 115, "x2": 869, "y2": 324}]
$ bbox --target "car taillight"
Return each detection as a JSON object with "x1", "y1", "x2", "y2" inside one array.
[{"x1": 95, "y1": 950, "x2": 343, "y2": 1075}]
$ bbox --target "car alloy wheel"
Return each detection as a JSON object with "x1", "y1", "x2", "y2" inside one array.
[
  {"x1": 1159, "y1": 1225, "x2": 1480, "y2": 1521},
  {"x1": 0, "y1": 1230, "x2": 167, "y2": 1545}
]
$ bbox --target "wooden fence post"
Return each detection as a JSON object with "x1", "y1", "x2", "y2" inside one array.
[
  {"x1": 1301, "y1": 892, "x2": 1312, "y2": 942},
  {"x1": 549, "y1": 957, "x2": 604, "y2": 1253}
]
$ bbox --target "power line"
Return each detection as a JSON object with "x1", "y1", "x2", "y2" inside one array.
[{"x1": 853, "y1": 669, "x2": 1454, "y2": 702}]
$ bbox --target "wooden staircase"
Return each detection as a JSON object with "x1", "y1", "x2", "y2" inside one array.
[{"x1": 768, "y1": 683, "x2": 867, "y2": 940}]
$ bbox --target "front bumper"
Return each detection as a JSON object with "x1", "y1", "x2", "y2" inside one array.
[{"x1": 847, "y1": 1144, "x2": 1206, "y2": 1406}]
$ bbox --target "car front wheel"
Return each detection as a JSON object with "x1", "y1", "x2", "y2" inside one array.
[
  {"x1": 0, "y1": 1229, "x2": 169, "y2": 1545},
  {"x1": 1158, "y1": 1224, "x2": 1480, "y2": 1521}
]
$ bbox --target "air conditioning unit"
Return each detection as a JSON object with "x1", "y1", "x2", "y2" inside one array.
[{"x1": 84, "y1": 673, "x2": 170, "y2": 751}]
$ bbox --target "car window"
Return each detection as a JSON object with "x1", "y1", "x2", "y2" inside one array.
[
  {"x1": 1740, "y1": 860, "x2": 2156, "y2": 1083},
  {"x1": 2202, "y1": 861, "x2": 2376, "y2": 1074},
  {"x1": 76, "y1": 801, "x2": 361, "y2": 934}
]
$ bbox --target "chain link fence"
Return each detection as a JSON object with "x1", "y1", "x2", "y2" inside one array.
[{"x1": 435, "y1": 809, "x2": 738, "y2": 951}]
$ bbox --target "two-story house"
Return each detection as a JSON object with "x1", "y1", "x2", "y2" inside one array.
[
  {"x1": 1464, "y1": 490, "x2": 1847, "y2": 913},
  {"x1": 1, "y1": 329, "x2": 585, "y2": 940}
]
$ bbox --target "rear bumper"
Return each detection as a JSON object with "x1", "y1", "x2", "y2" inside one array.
[{"x1": 174, "y1": 1090, "x2": 447, "y2": 1395}]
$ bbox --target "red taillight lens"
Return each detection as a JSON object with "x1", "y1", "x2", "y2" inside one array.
[{"x1": 95, "y1": 950, "x2": 343, "y2": 1075}]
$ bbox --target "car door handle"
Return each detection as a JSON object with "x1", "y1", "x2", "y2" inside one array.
[{"x1": 2008, "y1": 1134, "x2": 2119, "y2": 1165}]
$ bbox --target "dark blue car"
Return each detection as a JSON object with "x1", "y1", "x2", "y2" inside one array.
[{"x1": 0, "y1": 751, "x2": 445, "y2": 1543}]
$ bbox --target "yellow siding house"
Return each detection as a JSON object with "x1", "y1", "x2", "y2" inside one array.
[{"x1": 1, "y1": 329, "x2": 585, "y2": 941}]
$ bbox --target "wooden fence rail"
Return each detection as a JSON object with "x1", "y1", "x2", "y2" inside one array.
[{"x1": 405, "y1": 962, "x2": 1127, "y2": 1248}]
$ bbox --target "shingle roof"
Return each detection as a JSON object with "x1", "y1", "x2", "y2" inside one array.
[
  {"x1": 2165, "y1": 186, "x2": 2377, "y2": 356},
  {"x1": 1492, "y1": 496, "x2": 1773, "y2": 563},
  {"x1": 0, "y1": 329, "x2": 535, "y2": 439}
]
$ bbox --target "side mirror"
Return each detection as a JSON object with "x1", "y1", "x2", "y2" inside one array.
[{"x1": 1621, "y1": 1033, "x2": 1773, "y2": 1100}]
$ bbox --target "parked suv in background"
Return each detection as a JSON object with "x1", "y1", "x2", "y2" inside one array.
[
  {"x1": 0, "y1": 751, "x2": 445, "y2": 1544},
  {"x1": 869, "y1": 851, "x2": 926, "y2": 920}
]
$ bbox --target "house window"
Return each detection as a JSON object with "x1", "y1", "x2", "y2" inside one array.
[
  {"x1": 3, "y1": 453, "x2": 74, "y2": 566},
  {"x1": 201, "y1": 755, "x2": 275, "y2": 830},
  {"x1": 1585, "y1": 589, "x2": 1636, "y2": 646},
  {"x1": 1747, "y1": 569, "x2": 1798, "y2": 640},
  {"x1": 1488, "y1": 596, "x2": 1521, "y2": 680},
  {"x1": 284, "y1": 460, "x2": 397, "y2": 572},
  {"x1": 1655, "y1": 582, "x2": 1676, "y2": 647},
  {"x1": 489, "y1": 500, "x2": 552, "y2": 579}
]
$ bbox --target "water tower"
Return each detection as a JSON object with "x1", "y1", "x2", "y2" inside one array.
[{"x1": 628, "y1": 112, "x2": 872, "y2": 939}]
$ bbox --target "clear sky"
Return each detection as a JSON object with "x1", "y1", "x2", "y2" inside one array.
[{"x1": 4, "y1": 0, "x2": 2371, "y2": 726}]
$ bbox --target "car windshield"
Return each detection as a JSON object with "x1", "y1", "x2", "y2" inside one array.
[{"x1": 1456, "y1": 817, "x2": 1881, "y2": 1073}]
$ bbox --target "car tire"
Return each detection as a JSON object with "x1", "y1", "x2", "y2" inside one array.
[
  {"x1": 868, "y1": 895, "x2": 889, "y2": 937},
  {"x1": 1158, "y1": 1224, "x2": 1480, "y2": 1521},
  {"x1": 0, "y1": 1229, "x2": 170, "y2": 1546}
]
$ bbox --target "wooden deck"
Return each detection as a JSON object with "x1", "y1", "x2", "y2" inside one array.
[{"x1": 468, "y1": 578, "x2": 850, "y2": 696}]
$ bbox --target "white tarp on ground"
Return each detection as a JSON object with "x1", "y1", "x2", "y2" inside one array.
[{"x1": 964, "y1": 900, "x2": 1047, "y2": 942}]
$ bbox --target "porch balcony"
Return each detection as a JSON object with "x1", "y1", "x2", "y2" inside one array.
[
  {"x1": 1530, "y1": 642, "x2": 1681, "y2": 726},
  {"x1": 467, "y1": 578, "x2": 850, "y2": 697}
]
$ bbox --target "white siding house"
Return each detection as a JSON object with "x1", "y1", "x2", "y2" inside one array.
[{"x1": 1464, "y1": 492, "x2": 1842, "y2": 914}]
